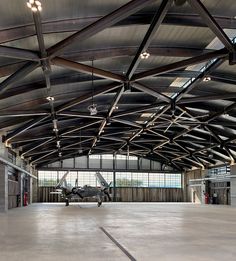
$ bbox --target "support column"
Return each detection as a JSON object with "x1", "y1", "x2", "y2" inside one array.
[
  {"x1": 230, "y1": 165, "x2": 236, "y2": 207},
  {"x1": 0, "y1": 140, "x2": 8, "y2": 212},
  {"x1": 0, "y1": 163, "x2": 8, "y2": 212},
  {"x1": 201, "y1": 169, "x2": 208, "y2": 204},
  {"x1": 17, "y1": 172, "x2": 23, "y2": 207},
  {"x1": 113, "y1": 171, "x2": 116, "y2": 202},
  {"x1": 32, "y1": 169, "x2": 38, "y2": 203},
  {"x1": 29, "y1": 177, "x2": 33, "y2": 204}
]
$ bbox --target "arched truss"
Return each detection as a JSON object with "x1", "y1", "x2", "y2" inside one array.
[{"x1": 1, "y1": 0, "x2": 236, "y2": 170}]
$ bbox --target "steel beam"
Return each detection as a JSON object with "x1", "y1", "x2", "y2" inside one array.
[
  {"x1": 178, "y1": 93, "x2": 236, "y2": 104},
  {"x1": 1, "y1": 14, "x2": 236, "y2": 44},
  {"x1": 58, "y1": 111, "x2": 104, "y2": 120},
  {"x1": 108, "y1": 87, "x2": 124, "y2": 117},
  {"x1": 210, "y1": 73, "x2": 236, "y2": 86},
  {"x1": 132, "y1": 82, "x2": 171, "y2": 103},
  {"x1": 175, "y1": 58, "x2": 225, "y2": 102},
  {"x1": 126, "y1": 0, "x2": 173, "y2": 79},
  {"x1": 56, "y1": 82, "x2": 121, "y2": 112},
  {"x1": 111, "y1": 118, "x2": 143, "y2": 129},
  {"x1": 0, "y1": 111, "x2": 49, "y2": 117},
  {"x1": 0, "y1": 156, "x2": 37, "y2": 179},
  {"x1": 0, "y1": 45, "x2": 39, "y2": 61},
  {"x1": 62, "y1": 120, "x2": 102, "y2": 136},
  {"x1": 33, "y1": 12, "x2": 47, "y2": 58},
  {"x1": 204, "y1": 125, "x2": 235, "y2": 161},
  {"x1": 0, "y1": 62, "x2": 39, "y2": 95},
  {"x1": 47, "y1": 0, "x2": 157, "y2": 57},
  {"x1": 31, "y1": 150, "x2": 58, "y2": 164},
  {"x1": 5, "y1": 115, "x2": 49, "y2": 141},
  {"x1": 188, "y1": 0, "x2": 235, "y2": 52},
  {"x1": 52, "y1": 57, "x2": 125, "y2": 82},
  {"x1": 132, "y1": 48, "x2": 228, "y2": 81},
  {"x1": 21, "y1": 138, "x2": 55, "y2": 157},
  {"x1": 112, "y1": 102, "x2": 165, "y2": 118},
  {"x1": 64, "y1": 46, "x2": 211, "y2": 61}
]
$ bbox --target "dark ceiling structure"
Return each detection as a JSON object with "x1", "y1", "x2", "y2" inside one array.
[{"x1": 1, "y1": 0, "x2": 236, "y2": 170}]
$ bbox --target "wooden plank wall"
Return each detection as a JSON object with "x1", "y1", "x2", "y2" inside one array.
[
  {"x1": 210, "y1": 182, "x2": 230, "y2": 205},
  {"x1": 8, "y1": 180, "x2": 19, "y2": 209},
  {"x1": 184, "y1": 170, "x2": 230, "y2": 205},
  {"x1": 184, "y1": 169, "x2": 203, "y2": 203},
  {"x1": 38, "y1": 187, "x2": 183, "y2": 202}
]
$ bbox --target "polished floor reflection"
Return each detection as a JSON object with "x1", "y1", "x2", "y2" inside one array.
[{"x1": 0, "y1": 203, "x2": 236, "y2": 261}]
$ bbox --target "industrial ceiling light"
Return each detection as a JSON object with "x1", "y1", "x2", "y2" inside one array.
[
  {"x1": 5, "y1": 140, "x2": 12, "y2": 148},
  {"x1": 53, "y1": 119, "x2": 57, "y2": 129},
  {"x1": 56, "y1": 140, "x2": 60, "y2": 148},
  {"x1": 88, "y1": 104, "x2": 97, "y2": 116},
  {"x1": 53, "y1": 128, "x2": 58, "y2": 132},
  {"x1": 46, "y1": 96, "x2": 54, "y2": 101},
  {"x1": 78, "y1": 129, "x2": 83, "y2": 154},
  {"x1": 106, "y1": 118, "x2": 111, "y2": 125},
  {"x1": 140, "y1": 51, "x2": 150, "y2": 59},
  {"x1": 223, "y1": 112, "x2": 230, "y2": 117},
  {"x1": 203, "y1": 76, "x2": 211, "y2": 82},
  {"x1": 208, "y1": 133, "x2": 213, "y2": 159},
  {"x1": 88, "y1": 60, "x2": 98, "y2": 116},
  {"x1": 209, "y1": 152, "x2": 213, "y2": 159},
  {"x1": 27, "y1": 0, "x2": 42, "y2": 12}
]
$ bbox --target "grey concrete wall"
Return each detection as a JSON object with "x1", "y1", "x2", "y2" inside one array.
[
  {"x1": 183, "y1": 168, "x2": 207, "y2": 204},
  {"x1": 0, "y1": 163, "x2": 8, "y2": 212},
  {"x1": 230, "y1": 165, "x2": 236, "y2": 207},
  {"x1": 32, "y1": 170, "x2": 38, "y2": 203}
]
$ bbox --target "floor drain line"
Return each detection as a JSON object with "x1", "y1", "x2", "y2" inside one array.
[{"x1": 100, "y1": 227, "x2": 136, "y2": 261}]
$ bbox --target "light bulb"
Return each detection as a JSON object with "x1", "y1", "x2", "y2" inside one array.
[
  {"x1": 31, "y1": 6, "x2": 37, "y2": 12},
  {"x1": 35, "y1": 1, "x2": 41, "y2": 5},
  {"x1": 46, "y1": 96, "x2": 54, "y2": 101},
  {"x1": 140, "y1": 51, "x2": 150, "y2": 59}
]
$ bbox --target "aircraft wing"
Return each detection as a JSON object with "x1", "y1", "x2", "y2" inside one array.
[
  {"x1": 95, "y1": 172, "x2": 109, "y2": 189},
  {"x1": 55, "y1": 171, "x2": 70, "y2": 188},
  {"x1": 50, "y1": 188, "x2": 63, "y2": 195}
]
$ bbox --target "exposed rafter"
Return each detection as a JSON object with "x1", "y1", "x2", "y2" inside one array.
[
  {"x1": 132, "y1": 48, "x2": 228, "y2": 81},
  {"x1": 1, "y1": 0, "x2": 236, "y2": 170},
  {"x1": 126, "y1": 0, "x2": 173, "y2": 79},
  {"x1": 188, "y1": 0, "x2": 235, "y2": 52},
  {"x1": 0, "y1": 62, "x2": 39, "y2": 95},
  {"x1": 47, "y1": 0, "x2": 157, "y2": 57},
  {"x1": 52, "y1": 57, "x2": 125, "y2": 82}
]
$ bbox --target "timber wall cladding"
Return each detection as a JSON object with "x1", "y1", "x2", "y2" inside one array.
[
  {"x1": 38, "y1": 187, "x2": 183, "y2": 202},
  {"x1": 184, "y1": 169, "x2": 202, "y2": 203},
  {"x1": 210, "y1": 182, "x2": 230, "y2": 205},
  {"x1": 8, "y1": 180, "x2": 19, "y2": 209}
]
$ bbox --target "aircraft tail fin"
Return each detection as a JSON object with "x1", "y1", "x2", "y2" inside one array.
[
  {"x1": 95, "y1": 172, "x2": 109, "y2": 189},
  {"x1": 55, "y1": 171, "x2": 70, "y2": 189}
]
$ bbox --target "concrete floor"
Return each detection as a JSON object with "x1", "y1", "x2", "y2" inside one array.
[{"x1": 0, "y1": 203, "x2": 236, "y2": 261}]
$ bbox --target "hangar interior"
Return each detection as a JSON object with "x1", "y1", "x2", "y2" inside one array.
[{"x1": 1, "y1": 0, "x2": 236, "y2": 260}]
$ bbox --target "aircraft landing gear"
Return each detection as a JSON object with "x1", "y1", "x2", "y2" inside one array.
[
  {"x1": 65, "y1": 198, "x2": 69, "y2": 206},
  {"x1": 97, "y1": 201, "x2": 102, "y2": 207}
]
